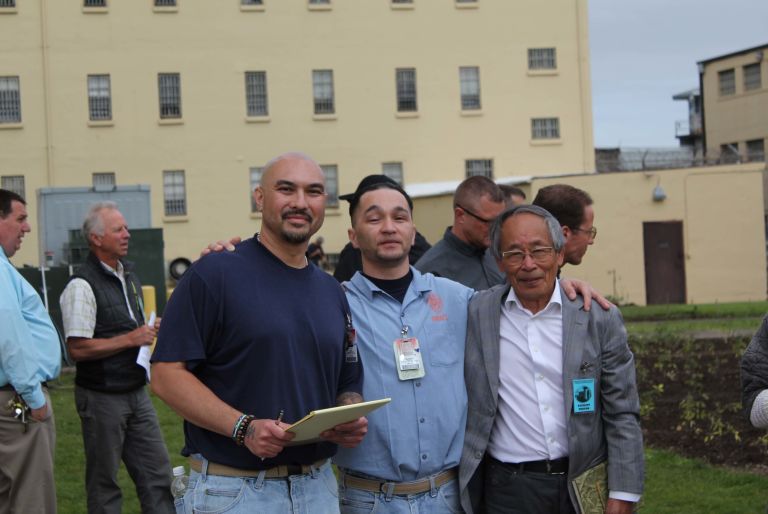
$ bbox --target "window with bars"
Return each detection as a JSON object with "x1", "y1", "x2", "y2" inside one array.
[
  {"x1": 528, "y1": 48, "x2": 557, "y2": 70},
  {"x1": 396, "y1": 68, "x2": 417, "y2": 112},
  {"x1": 0, "y1": 76, "x2": 21, "y2": 123},
  {"x1": 87, "y1": 75, "x2": 112, "y2": 121},
  {"x1": 719, "y1": 69, "x2": 735, "y2": 96},
  {"x1": 84, "y1": 0, "x2": 106, "y2": 6},
  {"x1": 241, "y1": 0, "x2": 263, "y2": 4},
  {"x1": 163, "y1": 170, "x2": 187, "y2": 216},
  {"x1": 744, "y1": 63, "x2": 762, "y2": 91},
  {"x1": 158, "y1": 73, "x2": 182, "y2": 119},
  {"x1": 154, "y1": 0, "x2": 176, "y2": 5},
  {"x1": 456, "y1": 0, "x2": 477, "y2": 3},
  {"x1": 459, "y1": 66, "x2": 481, "y2": 110},
  {"x1": 250, "y1": 167, "x2": 262, "y2": 212},
  {"x1": 747, "y1": 139, "x2": 765, "y2": 162},
  {"x1": 382, "y1": 162, "x2": 404, "y2": 185},
  {"x1": 0, "y1": 0, "x2": 16, "y2": 7},
  {"x1": 245, "y1": 71, "x2": 268, "y2": 117},
  {"x1": 321, "y1": 165, "x2": 338, "y2": 207},
  {"x1": 465, "y1": 159, "x2": 493, "y2": 179},
  {"x1": 309, "y1": 0, "x2": 330, "y2": 4},
  {"x1": 392, "y1": 0, "x2": 413, "y2": 3},
  {"x1": 92, "y1": 172, "x2": 116, "y2": 191},
  {"x1": 531, "y1": 117, "x2": 560, "y2": 139},
  {"x1": 720, "y1": 143, "x2": 740, "y2": 164},
  {"x1": 312, "y1": 70, "x2": 335, "y2": 115},
  {"x1": 1, "y1": 176, "x2": 25, "y2": 198}
]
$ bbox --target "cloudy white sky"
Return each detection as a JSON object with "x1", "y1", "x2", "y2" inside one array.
[{"x1": 589, "y1": 0, "x2": 768, "y2": 148}]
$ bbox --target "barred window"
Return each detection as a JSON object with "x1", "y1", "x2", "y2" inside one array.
[
  {"x1": 459, "y1": 66, "x2": 481, "y2": 110},
  {"x1": 87, "y1": 75, "x2": 112, "y2": 121},
  {"x1": 249, "y1": 167, "x2": 263, "y2": 212},
  {"x1": 382, "y1": 162, "x2": 404, "y2": 185},
  {"x1": 84, "y1": 0, "x2": 106, "y2": 6},
  {"x1": 245, "y1": 71, "x2": 268, "y2": 117},
  {"x1": 531, "y1": 117, "x2": 560, "y2": 139},
  {"x1": 0, "y1": 76, "x2": 21, "y2": 123},
  {"x1": 392, "y1": 0, "x2": 413, "y2": 3},
  {"x1": 1, "y1": 176, "x2": 25, "y2": 198},
  {"x1": 465, "y1": 159, "x2": 493, "y2": 179},
  {"x1": 92, "y1": 172, "x2": 116, "y2": 191},
  {"x1": 744, "y1": 63, "x2": 762, "y2": 91},
  {"x1": 241, "y1": 0, "x2": 263, "y2": 5},
  {"x1": 718, "y1": 69, "x2": 735, "y2": 96},
  {"x1": 528, "y1": 48, "x2": 556, "y2": 70},
  {"x1": 154, "y1": 0, "x2": 176, "y2": 5},
  {"x1": 0, "y1": 0, "x2": 16, "y2": 7},
  {"x1": 321, "y1": 165, "x2": 338, "y2": 207},
  {"x1": 747, "y1": 139, "x2": 765, "y2": 162},
  {"x1": 309, "y1": 0, "x2": 329, "y2": 4},
  {"x1": 720, "y1": 143, "x2": 739, "y2": 164},
  {"x1": 396, "y1": 68, "x2": 417, "y2": 112},
  {"x1": 158, "y1": 73, "x2": 182, "y2": 119},
  {"x1": 312, "y1": 70, "x2": 335, "y2": 115},
  {"x1": 163, "y1": 170, "x2": 187, "y2": 216},
  {"x1": 456, "y1": 0, "x2": 477, "y2": 3}
]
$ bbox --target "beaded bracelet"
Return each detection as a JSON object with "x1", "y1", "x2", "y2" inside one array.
[
  {"x1": 231, "y1": 414, "x2": 248, "y2": 439},
  {"x1": 234, "y1": 415, "x2": 255, "y2": 446}
]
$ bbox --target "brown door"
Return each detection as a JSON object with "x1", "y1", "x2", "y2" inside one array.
[{"x1": 643, "y1": 221, "x2": 686, "y2": 304}]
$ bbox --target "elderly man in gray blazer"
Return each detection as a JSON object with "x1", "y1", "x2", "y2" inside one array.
[{"x1": 459, "y1": 204, "x2": 643, "y2": 514}]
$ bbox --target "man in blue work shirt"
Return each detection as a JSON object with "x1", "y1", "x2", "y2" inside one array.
[
  {"x1": 0, "y1": 189, "x2": 61, "y2": 513},
  {"x1": 334, "y1": 175, "x2": 474, "y2": 513}
]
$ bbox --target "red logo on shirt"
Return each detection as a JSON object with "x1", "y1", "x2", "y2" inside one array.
[{"x1": 427, "y1": 292, "x2": 444, "y2": 313}]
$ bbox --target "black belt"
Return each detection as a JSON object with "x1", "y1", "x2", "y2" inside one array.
[{"x1": 491, "y1": 456, "x2": 569, "y2": 474}]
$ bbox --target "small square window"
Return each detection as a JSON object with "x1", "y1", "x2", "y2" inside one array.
[
  {"x1": 84, "y1": 0, "x2": 106, "y2": 6},
  {"x1": 531, "y1": 118, "x2": 560, "y2": 139},
  {"x1": 241, "y1": 0, "x2": 263, "y2": 3},
  {"x1": 720, "y1": 143, "x2": 739, "y2": 164},
  {"x1": 746, "y1": 139, "x2": 765, "y2": 162},
  {"x1": 154, "y1": 0, "x2": 176, "y2": 6},
  {"x1": 465, "y1": 159, "x2": 493, "y2": 179},
  {"x1": 382, "y1": 162, "x2": 404, "y2": 185},
  {"x1": 312, "y1": 70, "x2": 335, "y2": 115},
  {"x1": 92, "y1": 172, "x2": 116, "y2": 191},
  {"x1": 158, "y1": 73, "x2": 182, "y2": 119},
  {"x1": 321, "y1": 165, "x2": 338, "y2": 207},
  {"x1": 1, "y1": 175, "x2": 25, "y2": 198},
  {"x1": 528, "y1": 48, "x2": 557, "y2": 70},
  {"x1": 0, "y1": 0, "x2": 17, "y2": 8},
  {"x1": 0, "y1": 76, "x2": 21, "y2": 123},
  {"x1": 249, "y1": 167, "x2": 263, "y2": 212},
  {"x1": 744, "y1": 63, "x2": 762, "y2": 91},
  {"x1": 163, "y1": 170, "x2": 187, "y2": 216},
  {"x1": 396, "y1": 68, "x2": 417, "y2": 112},
  {"x1": 718, "y1": 69, "x2": 735, "y2": 96},
  {"x1": 245, "y1": 71, "x2": 268, "y2": 117}
]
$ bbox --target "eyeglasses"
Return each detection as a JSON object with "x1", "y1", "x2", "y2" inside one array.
[
  {"x1": 501, "y1": 246, "x2": 555, "y2": 266},
  {"x1": 456, "y1": 204, "x2": 495, "y2": 225},
  {"x1": 572, "y1": 226, "x2": 597, "y2": 240}
]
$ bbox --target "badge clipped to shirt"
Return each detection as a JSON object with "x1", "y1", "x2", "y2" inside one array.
[
  {"x1": 572, "y1": 378, "x2": 596, "y2": 414},
  {"x1": 344, "y1": 313, "x2": 358, "y2": 363},
  {"x1": 393, "y1": 326, "x2": 425, "y2": 381}
]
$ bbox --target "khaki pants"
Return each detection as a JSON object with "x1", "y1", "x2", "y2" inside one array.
[{"x1": 0, "y1": 388, "x2": 56, "y2": 514}]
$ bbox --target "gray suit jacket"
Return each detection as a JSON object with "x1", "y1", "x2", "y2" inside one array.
[{"x1": 459, "y1": 284, "x2": 644, "y2": 514}]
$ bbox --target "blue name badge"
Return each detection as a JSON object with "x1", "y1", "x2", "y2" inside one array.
[{"x1": 572, "y1": 378, "x2": 596, "y2": 414}]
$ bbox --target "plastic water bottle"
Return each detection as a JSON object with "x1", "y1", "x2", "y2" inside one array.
[{"x1": 170, "y1": 466, "x2": 188, "y2": 500}]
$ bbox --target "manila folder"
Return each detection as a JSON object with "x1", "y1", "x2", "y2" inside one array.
[{"x1": 285, "y1": 398, "x2": 391, "y2": 445}]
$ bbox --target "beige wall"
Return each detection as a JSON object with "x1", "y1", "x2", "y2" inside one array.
[
  {"x1": 701, "y1": 45, "x2": 768, "y2": 157},
  {"x1": 1, "y1": 0, "x2": 593, "y2": 268},
  {"x1": 531, "y1": 163, "x2": 767, "y2": 305}
]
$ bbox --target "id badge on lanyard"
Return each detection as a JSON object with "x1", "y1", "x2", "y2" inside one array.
[{"x1": 393, "y1": 326, "x2": 425, "y2": 381}]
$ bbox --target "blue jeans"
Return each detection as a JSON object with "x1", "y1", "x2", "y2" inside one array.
[
  {"x1": 339, "y1": 473, "x2": 461, "y2": 514},
  {"x1": 176, "y1": 456, "x2": 340, "y2": 514}
]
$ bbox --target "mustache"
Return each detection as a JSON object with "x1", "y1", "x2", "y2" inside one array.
[{"x1": 282, "y1": 208, "x2": 312, "y2": 222}]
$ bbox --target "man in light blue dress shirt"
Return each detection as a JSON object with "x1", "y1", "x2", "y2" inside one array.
[
  {"x1": 333, "y1": 175, "x2": 474, "y2": 513},
  {"x1": 0, "y1": 189, "x2": 62, "y2": 513}
]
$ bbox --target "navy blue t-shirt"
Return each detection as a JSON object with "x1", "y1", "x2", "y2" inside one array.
[{"x1": 152, "y1": 236, "x2": 363, "y2": 469}]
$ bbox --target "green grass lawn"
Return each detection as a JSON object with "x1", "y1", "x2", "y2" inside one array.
[{"x1": 48, "y1": 371, "x2": 768, "y2": 514}]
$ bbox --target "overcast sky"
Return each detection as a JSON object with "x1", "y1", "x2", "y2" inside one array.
[{"x1": 589, "y1": 0, "x2": 768, "y2": 148}]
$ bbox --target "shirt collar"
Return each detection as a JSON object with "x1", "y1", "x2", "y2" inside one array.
[
  {"x1": 503, "y1": 279, "x2": 562, "y2": 315},
  {"x1": 349, "y1": 266, "x2": 431, "y2": 301}
]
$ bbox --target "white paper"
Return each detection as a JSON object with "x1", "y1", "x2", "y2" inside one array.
[{"x1": 136, "y1": 311, "x2": 156, "y2": 381}]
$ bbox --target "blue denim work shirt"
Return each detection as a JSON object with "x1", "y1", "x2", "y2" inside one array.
[
  {"x1": 334, "y1": 267, "x2": 474, "y2": 481},
  {"x1": 0, "y1": 248, "x2": 61, "y2": 409}
]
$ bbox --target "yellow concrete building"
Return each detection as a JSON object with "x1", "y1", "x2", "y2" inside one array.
[
  {"x1": 413, "y1": 162, "x2": 767, "y2": 306},
  {"x1": 699, "y1": 43, "x2": 767, "y2": 163},
  {"x1": 0, "y1": 0, "x2": 594, "y2": 268}
]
